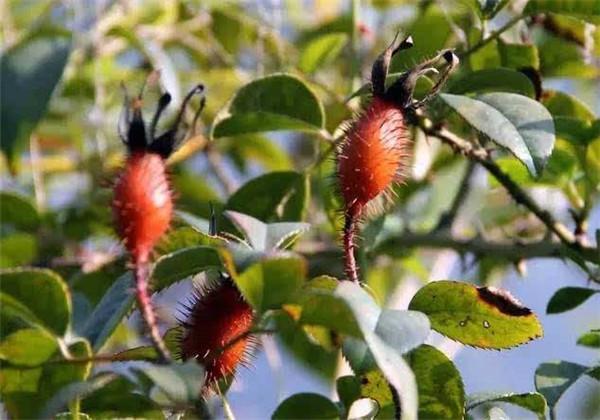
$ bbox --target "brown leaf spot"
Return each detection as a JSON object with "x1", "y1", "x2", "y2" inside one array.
[{"x1": 477, "y1": 286, "x2": 532, "y2": 316}]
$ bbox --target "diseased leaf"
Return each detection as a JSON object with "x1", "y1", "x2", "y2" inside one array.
[
  {"x1": 409, "y1": 281, "x2": 543, "y2": 348},
  {"x1": 441, "y1": 93, "x2": 556, "y2": 177},
  {"x1": 272, "y1": 392, "x2": 340, "y2": 419},
  {"x1": 407, "y1": 345, "x2": 465, "y2": 420},
  {"x1": 211, "y1": 74, "x2": 324, "y2": 139},
  {"x1": 0, "y1": 268, "x2": 71, "y2": 336},
  {"x1": 226, "y1": 171, "x2": 310, "y2": 222},
  {"x1": 299, "y1": 33, "x2": 348, "y2": 74},
  {"x1": 546, "y1": 287, "x2": 597, "y2": 314},
  {"x1": 467, "y1": 392, "x2": 547, "y2": 420},
  {"x1": 0, "y1": 34, "x2": 71, "y2": 169}
]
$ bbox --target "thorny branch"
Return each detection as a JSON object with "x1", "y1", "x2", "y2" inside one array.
[{"x1": 417, "y1": 118, "x2": 599, "y2": 269}]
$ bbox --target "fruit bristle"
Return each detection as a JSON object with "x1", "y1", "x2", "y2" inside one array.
[
  {"x1": 112, "y1": 152, "x2": 173, "y2": 264},
  {"x1": 179, "y1": 277, "x2": 255, "y2": 389}
]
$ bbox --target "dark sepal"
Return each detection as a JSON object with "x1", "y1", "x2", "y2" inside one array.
[
  {"x1": 385, "y1": 49, "x2": 459, "y2": 109},
  {"x1": 148, "y1": 84, "x2": 205, "y2": 159},
  {"x1": 371, "y1": 34, "x2": 413, "y2": 97}
]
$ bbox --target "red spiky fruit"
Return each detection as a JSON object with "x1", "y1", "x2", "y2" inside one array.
[
  {"x1": 338, "y1": 96, "x2": 409, "y2": 218},
  {"x1": 112, "y1": 152, "x2": 173, "y2": 265},
  {"x1": 180, "y1": 279, "x2": 255, "y2": 388}
]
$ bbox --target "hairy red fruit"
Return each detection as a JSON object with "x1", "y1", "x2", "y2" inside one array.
[
  {"x1": 112, "y1": 82, "x2": 205, "y2": 361},
  {"x1": 112, "y1": 152, "x2": 173, "y2": 264},
  {"x1": 338, "y1": 96, "x2": 409, "y2": 217},
  {"x1": 180, "y1": 279, "x2": 255, "y2": 388},
  {"x1": 336, "y1": 34, "x2": 458, "y2": 282}
]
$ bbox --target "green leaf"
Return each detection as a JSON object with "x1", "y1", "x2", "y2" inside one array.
[
  {"x1": 233, "y1": 256, "x2": 306, "y2": 312},
  {"x1": 152, "y1": 246, "x2": 222, "y2": 291},
  {"x1": 0, "y1": 268, "x2": 71, "y2": 336},
  {"x1": 577, "y1": 329, "x2": 600, "y2": 348},
  {"x1": 467, "y1": 392, "x2": 547, "y2": 419},
  {"x1": 535, "y1": 361, "x2": 589, "y2": 410},
  {"x1": 0, "y1": 232, "x2": 37, "y2": 268},
  {"x1": 336, "y1": 282, "x2": 420, "y2": 420},
  {"x1": 226, "y1": 171, "x2": 310, "y2": 222},
  {"x1": 69, "y1": 258, "x2": 127, "y2": 308},
  {"x1": 0, "y1": 328, "x2": 57, "y2": 366},
  {"x1": 225, "y1": 210, "x2": 310, "y2": 251},
  {"x1": 0, "y1": 34, "x2": 71, "y2": 169},
  {"x1": 448, "y1": 68, "x2": 536, "y2": 97},
  {"x1": 441, "y1": 93, "x2": 556, "y2": 177},
  {"x1": 336, "y1": 376, "x2": 362, "y2": 413},
  {"x1": 586, "y1": 138, "x2": 600, "y2": 187},
  {"x1": 272, "y1": 393, "x2": 340, "y2": 419},
  {"x1": 81, "y1": 273, "x2": 135, "y2": 350},
  {"x1": 525, "y1": 0, "x2": 600, "y2": 19},
  {"x1": 407, "y1": 345, "x2": 465, "y2": 420},
  {"x1": 542, "y1": 90, "x2": 596, "y2": 121},
  {"x1": 218, "y1": 134, "x2": 293, "y2": 171},
  {"x1": 156, "y1": 226, "x2": 223, "y2": 255},
  {"x1": 0, "y1": 191, "x2": 40, "y2": 230},
  {"x1": 211, "y1": 74, "x2": 325, "y2": 139},
  {"x1": 1, "y1": 339, "x2": 92, "y2": 419},
  {"x1": 128, "y1": 360, "x2": 205, "y2": 405},
  {"x1": 299, "y1": 33, "x2": 348, "y2": 74},
  {"x1": 274, "y1": 312, "x2": 338, "y2": 379},
  {"x1": 498, "y1": 41, "x2": 540, "y2": 70},
  {"x1": 81, "y1": 375, "x2": 163, "y2": 419},
  {"x1": 546, "y1": 287, "x2": 597, "y2": 314},
  {"x1": 409, "y1": 281, "x2": 543, "y2": 349},
  {"x1": 390, "y1": 7, "x2": 452, "y2": 72}
]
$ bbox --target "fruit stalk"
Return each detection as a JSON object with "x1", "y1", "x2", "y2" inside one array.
[
  {"x1": 135, "y1": 261, "x2": 171, "y2": 362},
  {"x1": 343, "y1": 210, "x2": 360, "y2": 283}
]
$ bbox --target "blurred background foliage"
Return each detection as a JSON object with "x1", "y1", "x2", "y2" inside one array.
[{"x1": 1, "y1": 0, "x2": 599, "y2": 418}]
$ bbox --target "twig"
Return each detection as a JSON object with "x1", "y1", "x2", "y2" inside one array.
[
  {"x1": 205, "y1": 146, "x2": 237, "y2": 194},
  {"x1": 421, "y1": 122, "x2": 585, "y2": 251},
  {"x1": 460, "y1": 14, "x2": 524, "y2": 58},
  {"x1": 373, "y1": 231, "x2": 597, "y2": 263},
  {"x1": 435, "y1": 160, "x2": 475, "y2": 231}
]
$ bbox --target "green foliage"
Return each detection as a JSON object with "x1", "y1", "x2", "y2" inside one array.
[{"x1": 1, "y1": 0, "x2": 598, "y2": 418}]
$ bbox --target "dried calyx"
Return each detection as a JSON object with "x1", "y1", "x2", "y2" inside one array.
[
  {"x1": 371, "y1": 32, "x2": 459, "y2": 110},
  {"x1": 118, "y1": 80, "x2": 205, "y2": 159}
]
